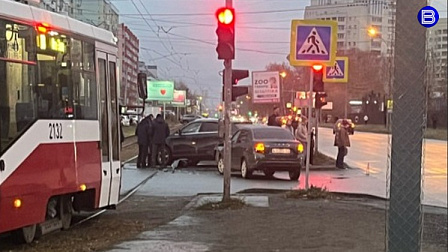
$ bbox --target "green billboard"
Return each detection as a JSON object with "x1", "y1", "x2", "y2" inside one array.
[{"x1": 147, "y1": 81, "x2": 174, "y2": 101}]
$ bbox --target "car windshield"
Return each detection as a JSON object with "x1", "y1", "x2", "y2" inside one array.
[{"x1": 252, "y1": 128, "x2": 295, "y2": 140}]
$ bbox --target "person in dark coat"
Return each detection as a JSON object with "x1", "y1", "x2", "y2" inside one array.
[
  {"x1": 267, "y1": 106, "x2": 281, "y2": 126},
  {"x1": 120, "y1": 123, "x2": 125, "y2": 149},
  {"x1": 151, "y1": 114, "x2": 170, "y2": 167},
  {"x1": 136, "y1": 115, "x2": 152, "y2": 168},
  {"x1": 146, "y1": 114, "x2": 154, "y2": 166}
]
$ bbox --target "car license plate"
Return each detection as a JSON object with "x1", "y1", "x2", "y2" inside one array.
[{"x1": 272, "y1": 148, "x2": 290, "y2": 154}]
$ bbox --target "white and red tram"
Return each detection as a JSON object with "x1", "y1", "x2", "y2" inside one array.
[{"x1": 0, "y1": 0, "x2": 122, "y2": 243}]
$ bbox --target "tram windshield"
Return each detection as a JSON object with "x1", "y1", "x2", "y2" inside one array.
[{"x1": 0, "y1": 19, "x2": 97, "y2": 154}]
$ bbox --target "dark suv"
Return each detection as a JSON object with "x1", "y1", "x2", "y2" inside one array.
[
  {"x1": 160, "y1": 118, "x2": 219, "y2": 166},
  {"x1": 158, "y1": 119, "x2": 251, "y2": 166}
]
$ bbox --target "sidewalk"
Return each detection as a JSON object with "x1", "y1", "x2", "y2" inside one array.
[{"x1": 106, "y1": 193, "x2": 447, "y2": 252}]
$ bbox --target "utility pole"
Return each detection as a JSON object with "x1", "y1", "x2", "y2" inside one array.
[{"x1": 387, "y1": 1, "x2": 427, "y2": 251}]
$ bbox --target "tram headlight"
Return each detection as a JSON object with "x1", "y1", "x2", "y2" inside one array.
[
  {"x1": 79, "y1": 184, "x2": 87, "y2": 191},
  {"x1": 13, "y1": 198, "x2": 22, "y2": 208}
]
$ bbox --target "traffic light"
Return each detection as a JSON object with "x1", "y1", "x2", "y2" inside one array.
[
  {"x1": 222, "y1": 69, "x2": 249, "y2": 84},
  {"x1": 312, "y1": 64, "x2": 324, "y2": 92},
  {"x1": 137, "y1": 73, "x2": 147, "y2": 99},
  {"x1": 222, "y1": 86, "x2": 249, "y2": 101},
  {"x1": 315, "y1": 92, "x2": 328, "y2": 109},
  {"x1": 215, "y1": 7, "x2": 235, "y2": 60}
]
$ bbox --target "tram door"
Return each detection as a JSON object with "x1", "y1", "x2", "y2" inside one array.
[{"x1": 97, "y1": 51, "x2": 121, "y2": 207}]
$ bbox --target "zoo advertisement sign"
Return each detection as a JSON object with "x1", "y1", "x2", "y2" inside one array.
[
  {"x1": 252, "y1": 71, "x2": 280, "y2": 104},
  {"x1": 147, "y1": 81, "x2": 174, "y2": 101}
]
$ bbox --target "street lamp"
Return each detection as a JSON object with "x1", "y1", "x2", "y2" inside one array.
[
  {"x1": 198, "y1": 96, "x2": 203, "y2": 114},
  {"x1": 280, "y1": 71, "x2": 287, "y2": 79},
  {"x1": 279, "y1": 71, "x2": 287, "y2": 114},
  {"x1": 368, "y1": 27, "x2": 377, "y2": 37},
  {"x1": 367, "y1": 27, "x2": 394, "y2": 129}
]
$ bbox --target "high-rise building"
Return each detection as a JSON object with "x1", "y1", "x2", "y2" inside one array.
[
  {"x1": 70, "y1": 0, "x2": 119, "y2": 35},
  {"x1": 118, "y1": 24, "x2": 139, "y2": 106},
  {"x1": 427, "y1": 18, "x2": 447, "y2": 122},
  {"x1": 304, "y1": 0, "x2": 395, "y2": 56},
  {"x1": 427, "y1": 18, "x2": 447, "y2": 94}
]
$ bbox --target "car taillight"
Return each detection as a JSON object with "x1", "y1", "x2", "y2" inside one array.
[
  {"x1": 297, "y1": 143, "x2": 304, "y2": 153},
  {"x1": 254, "y1": 143, "x2": 265, "y2": 153}
]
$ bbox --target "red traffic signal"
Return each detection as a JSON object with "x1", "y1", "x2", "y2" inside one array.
[
  {"x1": 312, "y1": 64, "x2": 324, "y2": 92},
  {"x1": 215, "y1": 7, "x2": 235, "y2": 60},
  {"x1": 216, "y1": 8, "x2": 234, "y2": 25},
  {"x1": 312, "y1": 64, "x2": 323, "y2": 71}
]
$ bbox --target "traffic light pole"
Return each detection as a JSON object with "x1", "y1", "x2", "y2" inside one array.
[
  {"x1": 218, "y1": 0, "x2": 233, "y2": 202},
  {"x1": 305, "y1": 68, "x2": 314, "y2": 190},
  {"x1": 223, "y1": 59, "x2": 232, "y2": 201},
  {"x1": 315, "y1": 108, "x2": 319, "y2": 154}
]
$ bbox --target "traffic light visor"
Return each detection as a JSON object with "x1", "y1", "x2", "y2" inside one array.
[{"x1": 216, "y1": 8, "x2": 234, "y2": 25}]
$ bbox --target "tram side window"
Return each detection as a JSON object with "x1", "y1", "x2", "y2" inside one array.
[
  {"x1": 0, "y1": 20, "x2": 37, "y2": 154},
  {"x1": 71, "y1": 39, "x2": 97, "y2": 119}
]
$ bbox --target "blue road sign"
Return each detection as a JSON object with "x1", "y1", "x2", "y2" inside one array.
[
  {"x1": 323, "y1": 57, "x2": 348, "y2": 83},
  {"x1": 418, "y1": 6, "x2": 439, "y2": 28},
  {"x1": 290, "y1": 20, "x2": 337, "y2": 66}
]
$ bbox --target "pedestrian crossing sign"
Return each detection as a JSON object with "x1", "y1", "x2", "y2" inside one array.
[
  {"x1": 290, "y1": 19, "x2": 337, "y2": 66},
  {"x1": 324, "y1": 57, "x2": 349, "y2": 82}
]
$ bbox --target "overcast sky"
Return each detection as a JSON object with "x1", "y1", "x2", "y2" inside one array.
[{"x1": 112, "y1": 0, "x2": 447, "y2": 108}]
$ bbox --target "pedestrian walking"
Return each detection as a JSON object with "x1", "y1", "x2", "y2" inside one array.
[
  {"x1": 151, "y1": 114, "x2": 170, "y2": 168},
  {"x1": 267, "y1": 106, "x2": 281, "y2": 127},
  {"x1": 363, "y1": 115, "x2": 369, "y2": 125},
  {"x1": 334, "y1": 119, "x2": 351, "y2": 169},
  {"x1": 136, "y1": 115, "x2": 152, "y2": 168}
]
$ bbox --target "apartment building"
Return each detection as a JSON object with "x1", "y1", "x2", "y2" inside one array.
[
  {"x1": 427, "y1": 17, "x2": 447, "y2": 120},
  {"x1": 118, "y1": 24, "x2": 139, "y2": 106},
  {"x1": 305, "y1": 0, "x2": 395, "y2": 55},
  {"x1": 427, "y1": 18, "x2": 447, "y2": 93}
]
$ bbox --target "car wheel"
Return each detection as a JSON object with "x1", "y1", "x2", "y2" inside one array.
[
  {"x1": 157, "y1": 146, "x2": 173, "y2": 166},
  {"x1": 240, "y1": 159, "x2": 252, "y2": 179},
  {"x1": 288, "y1": 168, "x2": 301, "y2": 181},
  {"x1": 263, "y1": 170, "x2": 275, "y2": 178},
  {"x1": 217, "y1": 155, "x2": 224, "y2": 175}
]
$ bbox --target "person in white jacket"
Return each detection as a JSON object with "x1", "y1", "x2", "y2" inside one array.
[{"x1": 295, "y1": 116, "x2": 308, "y2": 149}]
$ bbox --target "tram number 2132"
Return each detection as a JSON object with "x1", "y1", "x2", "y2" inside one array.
[{"x1": 49, "y1": 123, "x2": 63, "y2": 140}]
